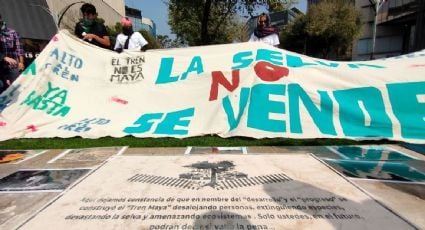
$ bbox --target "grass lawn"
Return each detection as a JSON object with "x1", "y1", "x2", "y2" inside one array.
[{"x1": 0, "y1": 136, "x2": 397, "y2": 150}]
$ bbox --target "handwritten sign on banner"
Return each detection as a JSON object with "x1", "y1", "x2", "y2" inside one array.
[{"x1": 0, "y1": 30, "x2": 424, "y2": 143}]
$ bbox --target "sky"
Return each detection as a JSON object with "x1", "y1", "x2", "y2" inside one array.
[{"x1": 125, "y1": 0, "x2": 307, "y2": 38}]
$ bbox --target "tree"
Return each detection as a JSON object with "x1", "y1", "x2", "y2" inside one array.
[
  {"x1": 227, "y1": 16, "x2": 251, "y2": 43},
  {"x1": 106, "y1": 22, "x2": 122, "y2": 49},
  {"x1": 167, "y1": 0, "x2": 298, "y2": 46},
  {"x1": 280, "y1": 14, "x2": 308, "y2": 54},
  {"x1": 280, "y1": 0, "x2": 362, "y2": 59},
  {"x1": 157, "y1": 34, "x2": 186, "y2": 48},
  {"x1": 157, "y1": 35, "x2": 172, "y2": 48},
  {"x1": 180, "y1": 161, "x2": 246, "y2": 188},
  {"x1": 139, "y1": 30, "x2": 161, "y2": 50}
]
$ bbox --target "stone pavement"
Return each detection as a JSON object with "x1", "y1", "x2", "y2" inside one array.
[{"x1": 0, "y1": 145, "x2": 424, "y2": 229}]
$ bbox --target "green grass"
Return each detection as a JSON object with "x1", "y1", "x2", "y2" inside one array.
[{"x1": 0, "y1": 136, "x2": 397, "y2": 150}]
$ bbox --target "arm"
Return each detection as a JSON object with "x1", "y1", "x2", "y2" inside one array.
[
  {"x1": 3, "y1": 56, "x2": 18, "y2": 66},
  {"x1": 113, "y1": 34, "x2": 123, "y2": 52},
  {"x1": 18, "y1": 55, "x2": 24, "y2": 71},
  {"x1": 84, "y1": 33, "x2": 111, "y2": 47},
  {"x1": 97, "y1": 24, "x2": 110, "y2": 48},
  {"x1": 82, "y1": 24, "x2": 110, "y2": 48},
  {"x1": 0, "y1": 31, "x2": 20, "y2": 67},
  {"x1": 0, "y1": 39, "x2": 14, "y2": 65},
  {"x1": 98, "y1": 35, "x2": 111, "y2": 48},
  {"x1": 137, "y1": 33, "x2": 148, "y2": 52},
  {"x1": 14, "y1": 31, "x2": 25, "y2": 71}
]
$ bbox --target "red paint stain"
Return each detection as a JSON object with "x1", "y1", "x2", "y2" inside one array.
[
  {"x1": 111, "y1": 96, "x2": 128, "y2": 105},
  {"x1": 26, "y1": 125, "x2": 38, "y2": 132},
  {"x1": 410, "y1": 64, "x2": 425, "y2": 67}
]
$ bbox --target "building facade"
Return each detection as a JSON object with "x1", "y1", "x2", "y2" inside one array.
[
  {"x1": 307, "y1": 0, "x2": 355, "y2": 7},
  {"x1": 353, "y1": 0, "x2": 425, "y2": 60},
  {"x1": 141, "y1": 17, "x2": 157, "y2": 37},
  {"x1": 125, "y1": 5, "x2": 156, "y2": 37},
  {"x1": 125, "y1": 5, "x2": 142, "y2": 32}
]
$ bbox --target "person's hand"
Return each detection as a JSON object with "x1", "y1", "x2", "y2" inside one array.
[
  {"x1": 3, "y1": 57, "x2": 17, "y2": 67},
  {"x1": 83, "y1": 33, "x2": 96, "y2": 41},
  {"x1": 18, "y1": 62, "x2": 25, "y2": 71}
]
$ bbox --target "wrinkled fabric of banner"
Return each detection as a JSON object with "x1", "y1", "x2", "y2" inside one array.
[{"x1": 0, "y1": 30, "x2": 424, "y2": 143}]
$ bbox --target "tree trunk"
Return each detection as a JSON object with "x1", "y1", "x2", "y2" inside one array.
[{"x1": 201, "y1": 0, "x2": 212, "y2": 45}]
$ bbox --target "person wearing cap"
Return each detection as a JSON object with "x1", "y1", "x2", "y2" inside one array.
[
  {"x1": 0, "y1": 14, "x2": 24, "y2": 94},
  {"x1": 114, "y1": 17, "x2": 148, "y2": 53},
  {"x1": 74, "y1": 3, "x2": 110, "y2": 49},
  {"x1": 249, "y1": 13, "x2": 280, "y2": 47}
]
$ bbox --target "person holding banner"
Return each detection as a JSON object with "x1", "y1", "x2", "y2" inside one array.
[
  {"x1": 114, "y1": 17, "x2": 148, "y2": 53},
  {"x1": 74, "y1": 3, "x2": 111, "y2": 49},
  {"x1": 0, "y1": 14, "x2": 24, "y2": 94},
  {"x1": 249, "y1": 13, "x2": 280, "y2": 47}
]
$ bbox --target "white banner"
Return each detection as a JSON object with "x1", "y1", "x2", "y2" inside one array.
[{"x1": 0, "y1": 30, "x2": 424, "y2": 143}]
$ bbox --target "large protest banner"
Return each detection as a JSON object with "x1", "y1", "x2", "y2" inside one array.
[{"x1": 0, "y1": 30, "x2": 424, "y2": 142}]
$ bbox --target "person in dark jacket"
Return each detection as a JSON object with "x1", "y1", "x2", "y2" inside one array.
[{"x1": 74, "y1": 3, "x2": 110, "y2": 49}]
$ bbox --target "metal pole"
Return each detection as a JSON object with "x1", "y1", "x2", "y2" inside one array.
[
  {"x1": 370, "y1": 1, "x2": 378, "y2": 60},
  {"x1": 370, "y1": 0, "x2": 386, "y2": 59}
]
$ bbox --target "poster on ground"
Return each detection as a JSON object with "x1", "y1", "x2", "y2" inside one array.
[
  {"x1": 47, "y1": 146, "x2": 126, "y2": 165},
  {"x1": 0, "y1": 169, "x2": 90, "y2": 192},
  {"x1": 0, "y1": 150, "x2": 46, "y2": 164}
]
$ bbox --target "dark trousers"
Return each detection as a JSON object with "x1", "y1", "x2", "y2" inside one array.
[{"x1": 0, "y1": 66, "x2": 19, "y2": 94}]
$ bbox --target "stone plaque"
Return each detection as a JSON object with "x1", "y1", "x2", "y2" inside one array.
[{"x1": 19, "y1": 154, "x2": 415, "y2": 229}]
